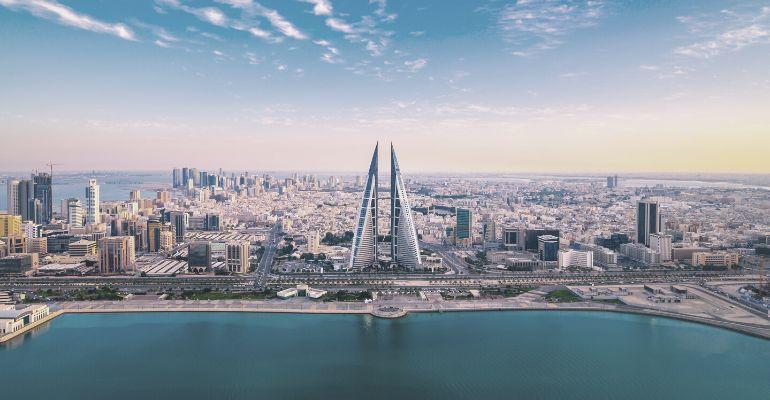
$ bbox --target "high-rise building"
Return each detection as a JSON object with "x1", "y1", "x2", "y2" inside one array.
[
  {"x1": 17, "y1": 179, "x2": 35, "y2": 222},
  {"x1": 129, "y1": 190, "x2": 141, "y2": 201},
  {"x1": 390, "y1": 144, "x2": 421, "y2": 269},
  {"x1": 538, "y1": 235, "x2": 559, "y2": 262},
  {"x1": 204, "y1": 213, "x2": 221, "y2": 231},
  {"x1": 649, "y1": 233, "x2": 672, "y2": 262},
  {"x1": 64, "y1": 198, "x2": 84, "y2": 228},
  {"x1": 606, "y1": 175, "x2": 619, "y2": 189},
  {"x1": 6, "y1": 180, "x2": 20, "y2": 216},
  {"x1": 226, "y1": 241, "x2": 250, "y2": 274},
  {"x1": 0, "y1": 214, "x2": 22, "y2": 237},
  {"x1": 172, "y1": 168, "x2": 181, "y2": 188},
  {"x1": 524, "y1": 229, "x2": 560, "y2": 252},
  {"x1": 502, "y1": 227, "x2": 524, "y2": 250},
  {"x1": 482, "y1": 215, "x2": 496, "y2": 243},
  {"x1": 166, "y1": 211, "x2": 187, "y2": 244},
  {"x1": 146, "y1": 217, "x2": 164, "y2": 253},
  {"x1": 455, "y1": 208, "x2": 473, "y2": 246},
  {"x1": 159, "y1": 230, "x2": 175, "y2": 251},
  {"x1": 188, "y1": 241, "x2": 211, "y2": 273},
  {"x1": 637, "y1": 199, "x2": 661, "y2": 247},
  {"x1": 32, "y1": 173, "x2": 52, "y2": 224},
  {"x1": 85, "y1": 179, "x2": 101, "y2": 225},
  {"x1": 98, "y1": 236, "x2": 135, "y2": 274},
  {"x1": 349, "y1": 144, "x2": 379, "y2": 270}
]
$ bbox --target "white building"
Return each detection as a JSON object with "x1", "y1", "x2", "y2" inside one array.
[
  {"x1": 66, "y1": 198, "x2": 84, "y2": 228},
  {"x1": 649, "y1": 233, "x2": 672, "y2": 262},
  {"x1": 85, "y1": 179, "x2": 100, "y2": 225},
  {"x1": 0, "y1": 304, "x2": 50, "y2": 335},
  {"x1": 6, "y1": 180, "x2": 19, "y2": 216},
  {"x1": 307, "y1": 230, "x2": 320, "y2": 254},
  {"x1": 558, "y1": 249, "x2": 594, "y2": 269},
  {"x1": 226, "y1": 240, "x2": 250, "y2": 274}
]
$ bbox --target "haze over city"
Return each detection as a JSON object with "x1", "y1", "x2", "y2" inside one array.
[
  {"x1": 1, "y1": 2, "x2": 770, "y2": 400},
  {"x1": 2, "y1": 0, "x2": 769, "y2": 172}
]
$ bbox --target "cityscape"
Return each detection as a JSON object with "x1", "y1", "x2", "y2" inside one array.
[{"x1": 1, "y1": 0, "x2": 770, "y2": 399}]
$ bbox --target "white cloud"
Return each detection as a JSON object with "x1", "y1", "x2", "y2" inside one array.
[
  {"x1": 326, "y1": 17, "x2": 355, "y2": 34},
  {"x1": 0, "y1": 0, "x2": 136, "y2": 41},
  {"x1": 200, "y1": 7, "x2": 228, "y2": 26},
  {"x1": 154, "y1": 39, "x2": 170, "y2": 48},
  {"x1": 404, "y1": 58, "x2": 427, "y2": 72},
  {"x1": 675, "y1": 6, "x2": 770, "y2": 58},
  {"x1": 496, "y1": 0, "x2": 606, "y2": 56},
  {"x1": 302, "y1": 0, "x2": 332, "y2": 16}
]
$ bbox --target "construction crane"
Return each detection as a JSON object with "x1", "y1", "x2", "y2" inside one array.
[{"x1": 46, "y1": 162, "x2": 62, "y2": 177}]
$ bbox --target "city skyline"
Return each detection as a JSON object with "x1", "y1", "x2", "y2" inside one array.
[{"x1": 1, "y1": 0, "x2": 769, "y2": 173}]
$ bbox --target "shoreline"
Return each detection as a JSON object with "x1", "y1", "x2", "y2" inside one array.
[{"x1": 3, "y1": 300, "x2": 769, "y2": 344}]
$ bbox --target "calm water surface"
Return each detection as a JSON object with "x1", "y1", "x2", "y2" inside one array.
[{"x1": 1, "y1": 311, "x2": 769, "y2": 400}]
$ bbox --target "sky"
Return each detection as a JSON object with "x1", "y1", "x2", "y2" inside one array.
[{"x1": 0, "y1": 0, "x2": 769, "y2": 174}]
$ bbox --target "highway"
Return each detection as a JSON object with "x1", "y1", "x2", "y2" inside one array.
[
  {"x1": 420, "y1": 242, "x2": 471, "y2": 275},
  {"x1": 254, "y1": 223, "x2": 282, "y2": 287}
]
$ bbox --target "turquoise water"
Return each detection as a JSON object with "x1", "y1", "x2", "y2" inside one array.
[{"x1": 1, "y1": 311, "x2": 769, "y2": 400}]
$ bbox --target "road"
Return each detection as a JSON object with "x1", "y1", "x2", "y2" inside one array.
[
  {"x1": 420, "y1": 242, "x2": 471, "y2": 275},
  {"x1": 254, "y1": 223, "x2": 282, "y2": 287}
]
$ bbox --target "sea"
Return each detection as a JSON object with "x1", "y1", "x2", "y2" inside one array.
[{"x1": 1, "y1": 311, "x2": 769, "y2": 400}]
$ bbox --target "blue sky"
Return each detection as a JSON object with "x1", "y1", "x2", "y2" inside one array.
[{"x1": 1, "y1": 0, "x2": 769, "y2": 173}]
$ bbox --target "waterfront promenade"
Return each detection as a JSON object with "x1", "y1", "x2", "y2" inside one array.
[{"x1": 3, "y1": 290, "x2": 769, "y2": 343}]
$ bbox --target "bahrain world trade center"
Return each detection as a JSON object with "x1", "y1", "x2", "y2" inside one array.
[{"x1": 349, "y1": 143, "x2": 422, "y2": 270}]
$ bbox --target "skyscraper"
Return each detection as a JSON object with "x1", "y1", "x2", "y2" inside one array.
[
  {"x1": 85, "y1": 179, "x2": 100, "y2": 225},
  {"x1": 98, "y1": 236, "x2": 135, "y2": 274},
  {"x1": 6, "y1": 180, "x2": 19, "y2": 216},
  {"x1": 455, "y1": 208, "x2": 473, "y2": 246},
  {"x1": 637, "y1": 199, "x2": 661, "y2": 247},
  {"x1": 32, "y1": 173, "x2": 52, "y2": 224},
  {"x1": 349, "y1": 144, "x2": 379, "y2": 270},
  {"x1": 17, "y1": 179, "x2": 35, "y2": 222},
  {"x1": 166, "y1": 211, "x2": 187, "y2": 244},
  {"x1": 538, "y1": 235, "x2": 560, "y2": 262},
  {"x1": 390, "y1": 144, "x2": 421, "y2": 269},
  {"x1": 172, "y1": 168, "x2": 181, "y2": 188},
  {"x1": 65, "y1": 198, "x2": 84, "y2": 228}
]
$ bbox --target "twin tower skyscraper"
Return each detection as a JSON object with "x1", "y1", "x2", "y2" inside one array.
[{"x1": 349, "y1": 143, "x2": 421, "y2": 270}]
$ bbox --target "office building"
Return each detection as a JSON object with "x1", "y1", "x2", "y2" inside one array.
[
  {"x1": 4, "y1": 236, "x2": 28, "y2": 254},
  {"x1": 0, "y1": 214, "x2": 22, "y2": 237},
  {"x1": 146, "y1": 217, "x2": 166, "y2": 253},
  {"x1": 98, "y1": 236, "x2": 135, "y2": 274},
  {"x1": 620, "y1": 243, "x2": 661, "y2": 266},
  {"x1": 32, "y1": 173, "x2": 52, "y2": 224},
  {"x1": 606, "y1": 175, "x2": 619, "y2": 189},
  {"x1": 30, "y1": 237, "x2": 47, "y2": 255},
  {"x1": 692, "y1": 252, "x2": 739, "y2": 268},
  {"x1": 525, "y1": 229, "x2": 560, "y2": 252},
  {"x1": 85, "y1": 179, "x2": 100, "y2": 225},
  {"x1": 172, "y1": 168, "x2": 181, "y2": 188},
  {"x1": 455, "y1": 208, "x2": 473, "y2": 246},
  {"x1": 204, "y1": 213, "x2": 221, "y2": 231},
  {"x1": 389, "y1": 144, "x2": 421, "y2": 269},
  {"x1": 558, "y1": 249, "x2": 594, "y2": 269},
  {"x1": 0, "y1": 253, "x2": 38, "y2": 275},
  {"x1": 69, "y1": 239, "x2": 97, "y2": 257},
  {"x1": 538, "y1": 235, "x2": 559, "y2": 262},
  {"x1": 637, "y1": 199, "x2": 661, "y2": 247},
  {"x1": 503, "y1": 227, "x2": 524, "y2": 250},
  {"x1": 350, "y1": 144, "x2": 379, "y2": 270},
  {"x1": 17, "y1": 179, "x2": 35, "y2": 222},
  {"x1": 159, "y1": 230, "x2": 175, "y2": 251},
  {"x1": 6, "y1": 180, "x2": 20, "y2": 215},
  {"x1": 65, "y1": 198, "x2": 84, "y2": 228},
  {"x1": 188, "y1": 241, "x2": 211, "y2": 273},
  {"x1": 166, "y1": 211, "x2": 187, "y2": 244},
  {"x1": 226, "y1": 240, "x2": 250, "y2": 274},
  {"x1": 482, "y1": 215, "x2": 496, "y2": 243},
  {"x1": 649, "y1": 233, "x2": 672, "y2": 262}
]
